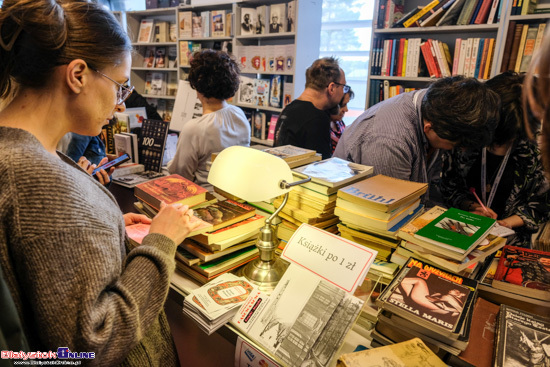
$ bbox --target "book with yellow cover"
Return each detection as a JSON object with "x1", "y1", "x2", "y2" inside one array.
[{"x1": 337, "y1": 174, "x2": 427, "y2": 213}]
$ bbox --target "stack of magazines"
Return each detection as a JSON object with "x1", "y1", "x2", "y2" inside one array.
[{"x1": 182, "y1": 273, "x2": 257, "y2": 335}]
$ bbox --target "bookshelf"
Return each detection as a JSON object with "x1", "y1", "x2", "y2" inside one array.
[
  {"x1": 365, "y1": 0, "x2": 549, "y2": 108},
  {"x1": 122, "y1": 0, "x2": 321, "y2": 147}
]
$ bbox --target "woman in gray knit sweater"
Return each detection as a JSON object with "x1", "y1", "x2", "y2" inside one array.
[{"x1": 0, "y1": 1, "x2": 200, "y2": 365}]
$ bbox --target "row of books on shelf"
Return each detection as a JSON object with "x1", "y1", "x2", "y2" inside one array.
[
  {"x1": 240, "y1": 1, "x2": 296, "y2": 35},
  {"x1": 380, "y1": 0, "x2": 501, "y2": 30},
  {"x1": 137, "y1": 18, "x2": 178, "y2": 44},
  {"x1": 243, "y1": 109, "x2": 278, "y2": 143},
  {"x1": 178, "y1": 10, "x2": 234, "y2": 39},
  {"x1": 501, "y1": 21, "x2": 547, "y2": 74},
  {"x1": 368, "y1": 80, "x2": 418, "y2": 106},
  {"x1": 143, "y1": 71, "x2": 178, "y2": 97},
  {"x1": 234, "y1": 44, "x2": 295, "y2": 74},
  {"x1": 142, "y1": 46, "x2": 178, "y2": 69},
  {"x1": 178, "y1": 40, "x2": 231, "y2": 68},
  {"x1": 238, "y1": 75, "x2": 292, "y2": 109},
  {"x1": 145, "y1": 0, "x2": 179, "y2": 9},
  {"x1": 145, "y1": 98, "x2": 175, "y2": 123},
  {"x1": 371, "y1": 36, "x2": 495, "y2": 79}
]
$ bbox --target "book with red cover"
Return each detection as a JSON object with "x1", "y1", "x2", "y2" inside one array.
[
  {"x1": 473, "y1": 0, "x2": 493, "y2": 24},
  {"x1": 396, "y1": 38, "x2": 405, "y2": 77},
  {"x1": 492, "y1": 245, "x2": 550, "y2": 301},
  {"x1": 134, "y1": 174, "x2": 208, "y2": 211}
]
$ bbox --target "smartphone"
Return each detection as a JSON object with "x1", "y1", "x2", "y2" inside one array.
[{"x1": 92, "y1": 153, "x2": 131, "y2": 175}]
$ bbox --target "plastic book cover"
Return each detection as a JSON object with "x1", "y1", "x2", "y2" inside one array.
[{"x1": 292, "y1": 157, "x2": 373, "y2": 187}]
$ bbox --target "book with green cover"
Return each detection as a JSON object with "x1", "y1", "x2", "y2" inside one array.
[{"x1": 414, "y1": 207, "x2": 496, "y2": 255}]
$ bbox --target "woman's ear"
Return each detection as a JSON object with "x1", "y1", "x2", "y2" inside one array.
[{"x1": 65, "y1": 59, "x2": 89, "y2": 95}]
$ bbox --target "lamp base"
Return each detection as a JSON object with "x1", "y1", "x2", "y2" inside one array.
[{"x1": 238, "y1": 256, "x2": 289, "y2": 294}]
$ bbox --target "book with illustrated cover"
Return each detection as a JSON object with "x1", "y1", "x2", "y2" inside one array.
[
  {"x1": 178, "y1": 11, "x2": 192, "y2": 39},
  {"x1": 192, "y1": 214, "x2": 266, "y2": 246},
  {"x1": 180, "y1": 238, "x2": 256, "y2": 263},
  {"x1": 269, "y1": 75, "x2": 282, "y2": 108},
  {"x1": 240, "y1": 7, "x2": 256, "y2": 36},
  {"x1": 193, "y1": 200, "x2": 256, "y2": 232},
  {"x1": 189, "y1": 246, "x2": 259, "y2": 278},
  {"x1": 337, "y1": 174, "x2": 428, "y2": 213},
  {"x1": 143, "y1": 46, "x2": 155, "y2": 68},
  {"x1": 134, "y1": 173, "x2": 208, "y2": 211},
  {"x1": 167, "y1": 46, "x2": 177, "y2": 68},
  {"x1": 414, "y1": 207, "x2": 496, "y2": 256},
  {"x1": 267, "y1": 114, "x2": 278, "y2": 142},
  {"x1": 153, "y1": 21, "x2": 169, "y2": 43},
  {"x1": 113, "y1": 170, "x2": 166, "y2": 188},
  {"x1": 137, "y1": 18, "x2": 155, "y2": 43},
  {"x1": 268, "y1": 3, "x2": 287, "y2": 34},
  {"x1": 283, "y1": 81, "x2": 293, "y2": 107},
  {"x1": 254, "y1": 78, "x2": 270, "y2": 107},
  {"x1": 192, "y1": 13, "x2": 202, "y2": 38},
  {"x1": 150, "y1": 72, "x2": 166, "y2": 95},
  {"x1": 211, "y1": 10, "x2": 225, "y2": 37},
  {"x1": 153, "y1": 46, "x2": 166, "y2": 68},
  {"x1": 337, "y1": 338, "x2": 447, "y2": 367},
  {"x1": 492, "y1": 245, "x2": 550, "y2": 301},
  {"x1": 293, "y1": 157, "x2": 374, "y2": 191},
  {"x1": 493, "y1": 304, "x2": 550, "y2": 367},
  {"x1": 376, "y1": 257, "x2": 478, "y2": 337}
]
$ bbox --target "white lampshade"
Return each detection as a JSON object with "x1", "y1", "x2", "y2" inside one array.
[{"x1": 208, "y1": 146, "x2": 293, "y2": 202}]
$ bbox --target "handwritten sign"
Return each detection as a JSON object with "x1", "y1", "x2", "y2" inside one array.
[{"x1": 281, "y1": 224, "x2": 377, "y2": 294}]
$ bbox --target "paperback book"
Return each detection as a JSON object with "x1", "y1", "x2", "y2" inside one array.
[
  {"x1": 414, "y1": 207, "x2": 496, "y2": 256},
  {"x1": 191, "y1": 214, "x2": 266, "y2": 246},
  {"x1": 492, "y1": 245, "x2": 550, "y2": 301},
  {"x1": 193, "y1": 200, "x2": 256, "y2": 232},
  {"x1": 376, "y1": 257, "x2": 478, "y2": 337}
]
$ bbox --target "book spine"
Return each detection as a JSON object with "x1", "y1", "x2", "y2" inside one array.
[
  {"x1": 507, "y1": 23, "x2": 525, "y2": 71},
  {"x1": 486, "y1": 0, "x2": 500, "y2": 23},
  {"x1": 396, "y1": 38, "x2": 405, "y2": 77},
  {"x1": 403, "y1": 0, "x2": 440, "y2": 27},
  {"x1": 420, "y1": 41, "x2": 438, "y2": 77},
  {"x1": 452, "y1": 38, "x2": 462, "y2": 75},
  {"x1": 474, "y1": 0, "x2": 493, "y2": 23},
  {"x1": 401, "y1": 39, "x2": 408, "y2": 76},
  {"x1": 500, "y1": 21, "x2": 516, "y2": 72},
  {"x1": 483, "y1": 38, "x2": 495, "y2": 79},
  {"x1": 513, "y1": 24, "x2": 529, "y2": 72}
]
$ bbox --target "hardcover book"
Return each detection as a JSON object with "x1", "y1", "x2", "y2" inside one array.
[
  {"x1": 414, "y1": 207, "x2": 496, "y2": 256},
  {"x1": 376, "y1": 257, "x2": 478, "y2": 336},
  {"x1": 134, "y1": 173, "x2": 208, "y2": 211},
  {"x1": 337, "y1": 174, "x2": 428, "y2": 213},
  {"x1": 492, "y1": 245, "x2": 550, "y2": 301},
  {"x1": 493, "y1": 304, "x2": 550, "y2": 367},
  {"x1": 192, "y1": 214, "x2": 266, "y2": 246}
]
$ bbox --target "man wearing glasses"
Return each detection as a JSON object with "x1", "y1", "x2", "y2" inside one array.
[
  {"x1": 274, "y1": 57, "x2": 348, "y2": 159},
  {"x1": 334, "y1": 76, "x2": 499, "y2": 206}
]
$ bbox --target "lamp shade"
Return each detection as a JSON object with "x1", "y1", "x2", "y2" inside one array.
[{"x1": 208, "y1": 146, "x2": 293, "y2": 202}]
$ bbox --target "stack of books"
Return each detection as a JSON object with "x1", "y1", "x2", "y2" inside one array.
[
  {"x1": 395, "y1": 206, "x2": 504, "y2": 274},
  {"x1": 132, "y1": 174, "x2": 266, "y2": 283},
  {"x1": 273, "y1": 157, "x2": 373, "y2": 244},
  {"x1": 373, "y1": 257, "x2": 478, "y2": 358},
  {"x1": 182, "y1": 273, "x2": 258, "y2": 335},
  {"x1": 335, "y1": 174, "x2": 427, "y2": 261}
]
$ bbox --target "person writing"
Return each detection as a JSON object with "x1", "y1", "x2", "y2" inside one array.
[
  {"x1": 440, "y1": 72, "x2": 549, "y2": 247},
  {"x1": 0, "y1": 0, "x2": 200, "y2": 364},
  {"x1": 167, "y1": 49, "x2": 250, "y2": 190}
]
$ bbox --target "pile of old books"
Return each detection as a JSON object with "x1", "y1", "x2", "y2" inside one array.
[
  {"x1": 335, "y1": 174, "x2": 427, "y2": 261},
  {"x1": 182, "y1": 273, "x2": 258, "y2": 335},
  {"x1": 273, "y1": 157, "x2": 373, "y2": 245},
  {"x1": 373, "y1": 257, "x2": 478, "y2": 359},
  {"x1": 393, "y1": 206, "x2": 505, "y2": 275},
  {"x1": 131, "y1": 173, "x2": 265, "y2": 283}
]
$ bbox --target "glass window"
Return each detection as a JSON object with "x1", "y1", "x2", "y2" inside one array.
[{"x1": 320, "y1": 0, "x2": 375, "y2": 124}]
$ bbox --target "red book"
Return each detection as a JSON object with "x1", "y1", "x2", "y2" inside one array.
[
  {"x1": 420, "y1": 41, "x2": 438, "y2": 77},
  {"x1": 134, "y1": 174, "x2": 208, "y2": 211},
  {"x1": 396, "y1": 38, "x2": 405, "y2": 77},
  {"x1": 474, "y1": 0, "x2": 493, "y2": 24},
  {"x1": 426, "y1": 39, "x2": 442, "y2": 77},
  {"x1": 492, "y1": 245, "x2": 550, "y2": 301}
]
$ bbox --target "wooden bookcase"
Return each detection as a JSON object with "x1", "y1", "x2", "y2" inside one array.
[
  {"x1": 365, "y1": 0, "x2": 550, "y2": 108},
  {"x1": 122, "y1": 0, "x2": 321, "y2": 146}
]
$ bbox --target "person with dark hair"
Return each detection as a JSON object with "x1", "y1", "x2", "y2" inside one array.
[
  {"x1": 167, "y1": 49, "x2": 250, "y2": 190},
  {"x1": 330, "y1": 88, "x2": 354, "y2": 154},
  {"x1": 0, "y1": 0, "x2": 200, "y2": 364},
  {"x1": 334, "y1": 76, "x2": 500, "y2": 205},
  {"x1": 274, "y1": 57, "x2": 347, "y2": 159},
  {"x1": 440, "y1": 72, "x2": 549, "y2": 247}
]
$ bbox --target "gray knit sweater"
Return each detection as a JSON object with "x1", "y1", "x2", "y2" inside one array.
[{"x1": 0, "y1": 127, "x2": 178, "y2": 366}]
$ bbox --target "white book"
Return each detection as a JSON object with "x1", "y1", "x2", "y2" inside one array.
[
  {"x1": 238, "y1": 75, "x2": 255, "y2": 105},
  {"x1": 410, "y1": 38, "x2": 421, "y2": 78},
  {"x1": 137, "y1": 18, "x2": 155, "y2": 43},
  {"x1": 255, "y1": 5, "x2": 268, "y2": 34},
  {"x1": 200, "y1": 11, "x2": 210, "y2": 38},
  {"x1": 153, "y1": 21, "x2": 169, "y2": 43},
  {"x1": 240, "y1": 7, "x2": 256, "y2": 36},
  {"x1": 486, "y1": 0, "x2": 500, "y2": 24},
  {"x1": 381, "y1": 40, "x2": 389, "y2": 76},
  {"x1": 120, "y1": 132, "x2": 139, "y2": 163},
  {"x1": 254, "y1": 78, "x2": 270, "y2": 107},
  {"x1": 461, "y1": 38, "x2": 473, "y2": 77},
  {"x1": 178, "y1": 11, "x2": 193, "y2": 39},
  {"x1": 468, "y1": 38, "x2": 480, "y2": 77},
  {"x1": 457, "y1": 38, "x2": 469, "y2": 75},
  {"x1": 192, "y1": 13, "x2": 202, "y2": 38},
  {"x1": 114, "y1": 133, "x2": 133, "y2": 160},
  {"x1": 150, "y1": 72, "x2": 166, "y2": 96}
]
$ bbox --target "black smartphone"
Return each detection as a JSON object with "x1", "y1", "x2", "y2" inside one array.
[{"x1": 92, "y1": 153, "x2": 131, "y2": 175}]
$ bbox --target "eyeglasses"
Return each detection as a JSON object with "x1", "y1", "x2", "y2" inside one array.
[
  {"x1": 91, "y1": 68, "x2": 134, "y2": 105},
  {"x1": 333, "y1": 82, "x2": 350, "y2": 94}
]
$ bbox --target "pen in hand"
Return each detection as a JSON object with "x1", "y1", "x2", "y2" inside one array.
[{"x1": 469, "y1": 187, "x2": 491, "y2": 216}]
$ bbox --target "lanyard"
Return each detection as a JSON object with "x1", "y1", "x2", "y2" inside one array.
[{"x1": 481, "y1": 145, "x2": 512, "y2": 208}]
